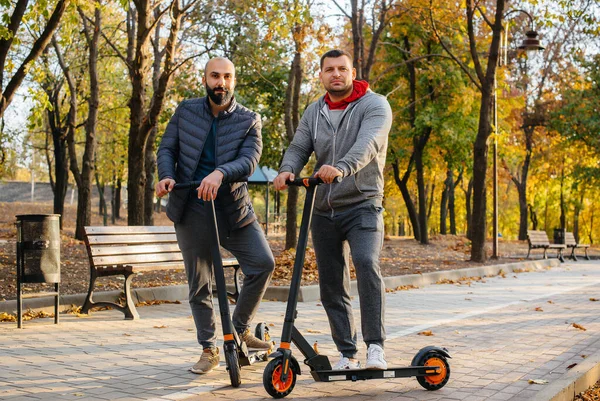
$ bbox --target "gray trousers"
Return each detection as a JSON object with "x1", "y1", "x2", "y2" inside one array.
[
  {"x1": 175, "y1": 206, "x2": 274, "y2": 349},
  {"x1": 311, "y1": 202, "x2": 386, "y2": 358}
]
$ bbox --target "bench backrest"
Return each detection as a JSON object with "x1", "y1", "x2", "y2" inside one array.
[
  {"x1": 84, "y1": 226, "x2": 184, "y2": 270},
  {"x1": 564, "y1": 232, "x2": 578, "y2": 246},
  {"x1": 527, "y1": 230, "x2": 550, "y2": 246}
]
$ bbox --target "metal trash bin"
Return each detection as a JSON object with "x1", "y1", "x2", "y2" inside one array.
[
  {"x1": 15, "y1": 214, "x2": 61, "y2": 328},
  {"x1": 553, "y1": 228, "x2": 566, "y2": 245}
]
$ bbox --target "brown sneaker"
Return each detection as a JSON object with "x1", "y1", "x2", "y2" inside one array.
[
  {"x1": 241, "y1": 328, "x2": 273, "y2": 351},
  {"x1": 190, "y1": 347, "x2": 220, "y2": 374}
]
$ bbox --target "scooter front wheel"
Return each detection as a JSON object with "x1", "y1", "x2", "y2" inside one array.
[
  {"x1": 225, "y1": 346, "x2": 242, "y2": 387},
  {"x1": 415, "y1": 351, "x2": 450, "y2": 391},
  {"x1": 263, "y1": 357, "x2": 296, "y2": 398}
]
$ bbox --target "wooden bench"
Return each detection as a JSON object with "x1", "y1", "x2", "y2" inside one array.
[
  {"x1": 565, "y1": 231, "x2": 591, "y2": 261},
  {"x1": 81, "y1": 226, "x2": 240, "y2": 319},
  {"x1": 527, "y1": 230, "x2": 566, "y2": 263}
]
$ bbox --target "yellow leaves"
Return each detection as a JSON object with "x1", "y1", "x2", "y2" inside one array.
[
  {"x1": 135, "y1": 300, "x2": 181, "y2": 307},
  {"x1": 0, "y1": 312, "x2": 16, "y2": 322},
  {"x1": 386, "y1": 284, "x2": 419, "y2": 293},
  {"x1": 1, "y1": 309, "x2": 54, "y2": 321},
  {"x1": 418, "y1": 330, "x2": 434, "y2": 336},
  {"x1": 273, "y1": 247, "x2": 356, "y2": 283},
  {"x1": 436, "y1": 276, "x2": 486, "y2": 286},
  {"x1": 153, "y1": 325, "x2": 168, "y2": 329}
]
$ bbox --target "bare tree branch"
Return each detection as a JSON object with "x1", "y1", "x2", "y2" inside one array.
[{"x1": 428, "y1": 0, "x2": 482, "y2": 90}]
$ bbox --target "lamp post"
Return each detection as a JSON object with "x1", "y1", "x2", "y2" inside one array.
[{"x1": 492, "y1": 10, "x2": 544, "y2": 259}]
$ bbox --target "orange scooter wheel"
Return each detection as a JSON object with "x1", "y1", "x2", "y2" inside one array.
[
  {"x1": 263, "y1": 357, "x2": 296, "y2": 398},
  {"x1": 416, "y1": 352, "x2": 450, "y2": 390}
]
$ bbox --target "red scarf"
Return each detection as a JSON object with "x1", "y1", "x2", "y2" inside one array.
[{"x1": 324, "y1": 80, "x2": 369, "y2": 110}]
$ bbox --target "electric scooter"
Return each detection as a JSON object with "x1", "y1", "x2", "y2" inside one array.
[
  {"x1": 263, "y1": 177, "x2": 451, "y2": 398},
  {"x1": 173, "y1": 182, "x2": 271, "y2": 387}
]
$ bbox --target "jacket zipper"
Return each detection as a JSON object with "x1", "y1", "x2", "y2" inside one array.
[{"x1": 320, "y1": 104, "x2": 353, "y2": 218}]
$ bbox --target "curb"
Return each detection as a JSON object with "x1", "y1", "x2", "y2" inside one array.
[
  {"x1": 529, "y1": 348, "x2": 600, "y2": 401},
  {"x1": 0, "y1": 258, "x2": 560, "y2": 314}
]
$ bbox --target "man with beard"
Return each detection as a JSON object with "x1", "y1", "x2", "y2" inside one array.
[
  {"x1": 156, "y1": 57, "x2": 274, "y2": 374},
  {"x1": 274, "y1": 49, "x2": 392, "y2": 371}
]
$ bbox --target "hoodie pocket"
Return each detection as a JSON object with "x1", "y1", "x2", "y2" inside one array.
[{"x1": 354, "y1": 168, "x2": 379, "y2": 194}]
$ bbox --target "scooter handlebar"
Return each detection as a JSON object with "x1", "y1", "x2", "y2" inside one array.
[
  {"x1": 285, "y1": 176, "x2": 341, "y2": 187},
  {"x1": 172, "y1": 181, "x2": 202, "y2": 191}
]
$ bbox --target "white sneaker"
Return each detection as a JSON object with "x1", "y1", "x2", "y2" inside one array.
[
  {"x1": 366, "y1": 344, "x2": 387, "y2": 370},
  {"x1": 332, "y1": 353, "x2": 361, "y2": 370}
]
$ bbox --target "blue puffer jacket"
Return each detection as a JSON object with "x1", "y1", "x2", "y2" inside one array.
[{"x1": 157, "y1": 96, "x2": 262, "y2": 230}]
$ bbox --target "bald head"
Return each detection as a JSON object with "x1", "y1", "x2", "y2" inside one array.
[{"x1": 204, "y1": 57, "x2": 235, "y2": 77}]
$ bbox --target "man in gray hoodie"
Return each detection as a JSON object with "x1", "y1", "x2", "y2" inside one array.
[{"x1": 273, "y1": 49, "x2": 392, "y2": 370}]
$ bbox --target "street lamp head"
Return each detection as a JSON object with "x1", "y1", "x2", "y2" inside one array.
[{"x1": 517, "y1": 30, "x2": 545, "y2": 51}]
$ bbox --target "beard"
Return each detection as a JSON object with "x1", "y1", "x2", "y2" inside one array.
[
  {"x1": 206, "y1": 83, "x2": 233, "y2": 106},
  {"x1": 325, "y1": 81, "x2": 353, "y2": 97}
]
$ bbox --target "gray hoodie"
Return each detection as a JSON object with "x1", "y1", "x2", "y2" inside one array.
[{"x1": 279, "y1": 90, "x2": 392, "y2": 215}]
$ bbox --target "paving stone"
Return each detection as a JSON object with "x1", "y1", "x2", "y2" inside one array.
[{"x1": 2, "y1": 261, "x2": 600, "y2": 400}]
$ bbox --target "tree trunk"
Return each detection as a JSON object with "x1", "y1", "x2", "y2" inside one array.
[
  {"x1": 43, "y1": 71, "x2": 69, "y2": 229},
  {"x1": 464, "y1": 177, "x2": 473, "y2": 240},
  {"x1": 115, "y1": 177, "x2": 122, "y2": 219},
  {"x1": 559, "y1": 166, "x2": 566, "y2": 230},
  {"x1": 467, "y1": 0, "x2": 505, "y2": 262},
  {"x1": 77, "y1": 5, "x2": 101, "y2": 238},
  {"x1": 415, "y1": 133, "x2": 429, "y2": 245},
  {"x1": 440, "y1": 170, "x2": 451, "y2": 235},
  {"x1": 283, "y1": 44, "x2": 302, "y2": 249},
  {"x1": 391, "y1": 159, "x2": 421, "y2": 242},
  {"x1": 573, "y1": 190, "x2": 584, "y2": 241},
  {"x1": 143, "y1": 7, "x2": 164, "y2": 226},
  {"x1": 449, "y1": 169, "x2": 461, "y2": 235},
  {"x1": 127, "y1": 0, "x2": 183, "y2": 226},
  {"x1": 511, "y1": 125, "x2": 534, "y2": 240},
  {"x1": 144, "y1": 126, "x2": 158, "y2": 225},
  {"x1": 470, "y1": 112, "x2": 490, "y2": 261}
]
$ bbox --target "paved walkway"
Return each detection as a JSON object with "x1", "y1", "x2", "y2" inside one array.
[{"x1": 2, "y1": 260, "x2": 600, "y2": 401}]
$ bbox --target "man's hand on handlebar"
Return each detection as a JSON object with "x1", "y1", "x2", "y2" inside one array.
[
  {"x1": 314, "y1": 165, "x2": 343, "y2": 184},
  {"x1": 156, "y1": 178, "x2": 175, "y2": 197},
  {"x1": 197, "y1": 170, "x2": 224, "y2": 201},
  {"x1": 273, "y1": 172, "x2": 295, "y2": 191}
]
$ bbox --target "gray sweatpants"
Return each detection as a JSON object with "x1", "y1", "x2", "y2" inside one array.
[
  {"x1": 175, "y1": 206, "x2": 274, "y2": 349},
  {"x1": 311, "y1": 202, "x2": 386, "y2": 358}
]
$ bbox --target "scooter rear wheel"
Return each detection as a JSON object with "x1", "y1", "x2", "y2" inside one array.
[
  {"x1": 263, "y1": 357, "x2": 296, "y2": 398},
  {"x1": 416, "y1": 351, "x2": 450, "y2": 391},
  {"x1": 225, "y1": 347, "x2": 242, "y2": 387}
]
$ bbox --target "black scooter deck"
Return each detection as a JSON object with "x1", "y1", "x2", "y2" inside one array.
[{"x1": 311, "y1": 365, "x2": 441, "y2": 382}]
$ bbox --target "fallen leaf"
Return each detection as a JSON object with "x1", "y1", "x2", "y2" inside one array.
[
  {"x1": 590, "y1": 298, "x2": 599, "y2": 302},
  {"x1": 535, "y1": 307, "x2": 544, "y2": 312},
  {"x1": 307, "y1": 329, "x2": 321, "y2": 333},
  {"x1": 418, "y1": 330, "x2": 434, "y2": 336},
  {"x1": 528, "y1": 379, "x2": 549, "y2": 385},
  {"x1": 123, "y1": 333, "x2": 132, "y2": 337},
  {"x1": 572, "y1": 323, "x2": 587, "y2": 331},
  {"x1": 153, "y1": 325, "x2": 168, "y2": 329},
  {"x1": 566, "y1": 363, "x2": 577, "y2": 370}
]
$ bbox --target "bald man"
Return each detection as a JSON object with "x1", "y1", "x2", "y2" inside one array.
[{"x1": 156, "y1": 57, "x2": 274, "y2": 374}]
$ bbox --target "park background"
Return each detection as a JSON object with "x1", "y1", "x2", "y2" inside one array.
[{"x1": 0, "y1": 0, "x2": 599, "y2": 264}]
